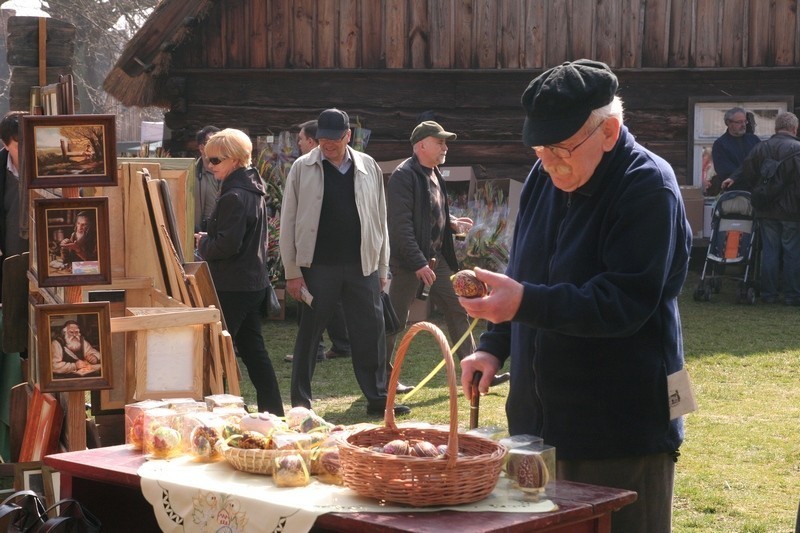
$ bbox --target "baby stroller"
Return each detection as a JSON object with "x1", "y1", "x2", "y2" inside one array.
[{"x1": 693, "y1": 190, "x2": 760, "y2": 304}]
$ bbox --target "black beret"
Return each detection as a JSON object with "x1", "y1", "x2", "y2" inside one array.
[{"x1": 521, "y1": 59, "x2": 618, "y2": 147}]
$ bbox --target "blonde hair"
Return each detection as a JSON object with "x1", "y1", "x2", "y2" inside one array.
[{"x1": 205, "y1": 128, "x2": 252, "y2": 167}]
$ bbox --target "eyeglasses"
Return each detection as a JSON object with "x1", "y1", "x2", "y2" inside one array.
[
  {"x1": 207, "y1": 157, "x2": 226, "y2": 166},
  {"x1": 533, "y1": 121, "x2": 605, "y2": 159}
]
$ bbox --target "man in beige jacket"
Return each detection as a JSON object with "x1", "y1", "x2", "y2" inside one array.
[{"x1": 280, "y1": 108, "x2": 410, "y2": 417}]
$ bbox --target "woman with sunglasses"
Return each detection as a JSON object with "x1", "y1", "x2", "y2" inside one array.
[{"x1": 194, "y1": 128, "x2": 284, "y2": 416}]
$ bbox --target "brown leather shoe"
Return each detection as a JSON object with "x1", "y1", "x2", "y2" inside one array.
[{"x1": 325, "y1": 349, "x2": 351, "y2": 359}]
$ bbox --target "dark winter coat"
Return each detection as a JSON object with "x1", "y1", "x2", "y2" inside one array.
[
  {"x1": 386, "y1": 154, "x2": 458, "y2": 273},
  {"x1": 198, "y1": 166, "x2": 270, "y2": 292},
  {"x1": 734, "y1": 131, "x2": 800, "y2": 220},
  {"x1": 478, "y1": 126, "x2": 691, "y2": 461}
]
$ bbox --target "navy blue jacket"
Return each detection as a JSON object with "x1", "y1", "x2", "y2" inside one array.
[
  {"x1": 198, "y1": 166, "x2": 270, "y2": 292},
  {"x1": 712, "y1": 131, "x2": 760, "y2": 180},
  {"x1": 478, "y1": 126, "x2": 691, "y2": 460}
]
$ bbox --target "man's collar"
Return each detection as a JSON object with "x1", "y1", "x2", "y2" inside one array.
[{"x1": 6, "y1": 154, "x2": 18, "y2": 177}]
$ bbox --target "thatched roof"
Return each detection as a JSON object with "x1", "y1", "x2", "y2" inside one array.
[{"x1": 103, "y1": 0, "x2": 214, "y2": 107}]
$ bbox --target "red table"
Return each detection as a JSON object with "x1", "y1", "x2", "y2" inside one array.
[{"x1": 44, "y1": 445, "x2": 636, "y2": 532}]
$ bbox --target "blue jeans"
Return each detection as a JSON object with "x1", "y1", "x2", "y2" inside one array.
[{"x1": 759, "y1": 219, "x2": 800, "y2": 303}]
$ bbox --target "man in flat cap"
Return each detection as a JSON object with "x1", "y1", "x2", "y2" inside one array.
[
  {"x1": 459, "y1": 60, "x2": 691, "y2": 532},
  {"x1": 281, "y1": 108, "x2": 411, "y2": 417},
  {"x1": 385, "y1": 121, "x2": 509, "y2": 387}
]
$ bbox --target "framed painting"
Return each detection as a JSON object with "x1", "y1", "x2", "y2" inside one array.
[
  {"x1": 36, "y1": 302, "x2": 113, "y2": 393},
  {"x1": 34, "y1": 197, "x2": 111, "y2": 287},
  {"x1": 21, "y1": 114, "x2": 117, "y2": 189}
]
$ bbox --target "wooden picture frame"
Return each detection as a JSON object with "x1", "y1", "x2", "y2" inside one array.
[
  {"x1": 19, "y1": 385, "x2": 63, "y2": 462},
  {"x1": 36, "y1": 302, "x2": 113, "y2": 393},
  {"x1": 120, "y1": 307, "x2": 219, "y2": 401},
  {"x1": 34, "y1": 197, "x2": 111, "y2": 287},
  {"x1": 41, "y1": 465, "x2": 61, "y2": 509},
  {"x1": 21, "y1": 114, "x2": 117, "y2": 189},
  {"x1": 13, "y1": 461, "x2": 44, "y2": 495},
  {"x1": 40, "y1": 83, "x2": 60, "y2": 116},
  {"x1": 88, "y1": 290, "x2": 127, "y2": 414}
]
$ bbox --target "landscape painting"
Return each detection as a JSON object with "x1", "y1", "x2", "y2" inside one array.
[{"x1": 22, "y1": 114, "x2": 117, "y2": 189}]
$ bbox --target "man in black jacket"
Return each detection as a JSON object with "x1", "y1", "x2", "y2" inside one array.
[
  {"x1": 0, "y1": 111, "x2": 28, "y2": 301},
  {"x1": 723, "y1": 111, "x2": 800, "y2": 305},
  {"x1": 386, "y1": 121, "x2": 510, "y2": 386}
]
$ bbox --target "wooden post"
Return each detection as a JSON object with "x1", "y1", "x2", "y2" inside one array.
[{"x1": 38, "y1": 18, "x2": 46, "y2": 87}]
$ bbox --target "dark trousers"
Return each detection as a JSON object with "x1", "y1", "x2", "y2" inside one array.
[
  {"x1": 298, "y1": 302, "x2": 351, "y2": 357},
  {"x1": 217, "y1": 289, "x2": 284, "y2": 415},
  {"x1": 386, "y1": 252, "x2": 475, "y2": 362},
  {"x1": 322, "y1": 302, "x2": 351, "y2": 354},
  {"x1": 557, "y1": 452, "x2": 675, "y2": 533},
  {"x1": 291, "y1": 263, "x2": 387, "y2": 408}
]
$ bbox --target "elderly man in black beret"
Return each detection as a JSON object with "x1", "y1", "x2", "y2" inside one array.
[{"x1": 459, "y1": 60, "x2": 692, "y2": 532}]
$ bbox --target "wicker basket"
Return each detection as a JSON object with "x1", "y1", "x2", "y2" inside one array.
[
  {"x1": 338, "y1": 321, "x2": 507, "y2": 507},
  {"x1": 218, "y1": 442, "x2": 312, "y2": 475}
]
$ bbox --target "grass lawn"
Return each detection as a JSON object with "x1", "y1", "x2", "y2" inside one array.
[{"x1": 248, "y1": 268, "x2": 800, "y2": 532}]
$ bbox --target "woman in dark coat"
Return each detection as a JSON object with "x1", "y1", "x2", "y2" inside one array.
[{"x1": 195, "y1": 128, "x2": 284, "y2": 415}]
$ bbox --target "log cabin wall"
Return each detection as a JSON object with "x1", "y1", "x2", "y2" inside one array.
[{"x1": 125, "y1": 0, "x2": 800, "y2": 185}]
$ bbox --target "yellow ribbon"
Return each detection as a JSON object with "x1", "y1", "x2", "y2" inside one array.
[{"x1": 400, "y1": 317, "x2": 479, "y2": 402}]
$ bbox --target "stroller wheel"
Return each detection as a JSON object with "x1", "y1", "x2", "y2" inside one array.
[
  {"x1": 746, "y1": 287, "x2": 757, "y2": 305},
  {"x1": 693, "y1": 287, "x2": 705, "y2": 302}
]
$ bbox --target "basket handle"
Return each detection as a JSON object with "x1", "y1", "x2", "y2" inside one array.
[{"x1": 386, "y1": 321, "x2": 459, "y2": 469}]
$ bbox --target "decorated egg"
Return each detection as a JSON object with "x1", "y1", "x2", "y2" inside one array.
[
  {"x1": 452, "y1": 270, "x2": 488, "y2": 298},
  {"x1": 410, "y1": 440, "x2": 440, "y2": 457},
  {"x1": 382, "y1": 439, "x2": 410, "y2": 455},
  {"x1": 151, "y1": 426, "x2": 181, "y2": 458},
  {"x1": 511, "y1": 452, "x2": 549, "y2": 491},
  {"x1": 190, "y1": 425, "x2": 221, "y2": 461}
]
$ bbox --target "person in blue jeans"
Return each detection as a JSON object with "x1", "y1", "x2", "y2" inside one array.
[{"x1": 724, "y1": 111, "x2": 800, "y2": 305}]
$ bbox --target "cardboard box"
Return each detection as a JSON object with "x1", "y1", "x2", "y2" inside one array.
[
  {"x1": 440, "y1": 166, "x2": 477, "y2": 205},
  {"x1": 378, "y1": 158, "x2": 406, "y2": 187},
  {"x1": 479, "y1": 178, "x2": 525, "y2": 222},
  {"x1": 680, "y1": 186, "x2": 704, "y2": 239}
]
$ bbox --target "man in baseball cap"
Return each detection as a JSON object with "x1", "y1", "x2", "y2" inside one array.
[
  {"x1": 384, "y1": 119, "x2": 510, "y2": 393},
  {"x1": 459, "y1": 60, "x2": 691, "y2": 532},
  {"x1": 281, "y1": 107, "x2": 412, "y2": 418}
]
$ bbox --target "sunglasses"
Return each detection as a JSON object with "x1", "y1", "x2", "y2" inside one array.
[{"x1": 207, "y1": 157, "x2": 226, "y2": 166}]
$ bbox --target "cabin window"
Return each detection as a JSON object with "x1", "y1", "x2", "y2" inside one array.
[{"x1": 688, "y1": 97, "x2": 793, "y2": 194}]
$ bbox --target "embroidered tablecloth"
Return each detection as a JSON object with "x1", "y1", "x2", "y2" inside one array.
[{"x1": 139, "y1": 456, "x2": 556, "y2": 533}]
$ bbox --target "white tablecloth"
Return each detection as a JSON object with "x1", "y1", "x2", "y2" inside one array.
[{"x1": 139, "y1": 456, "x2": 556, "y2": 533}]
